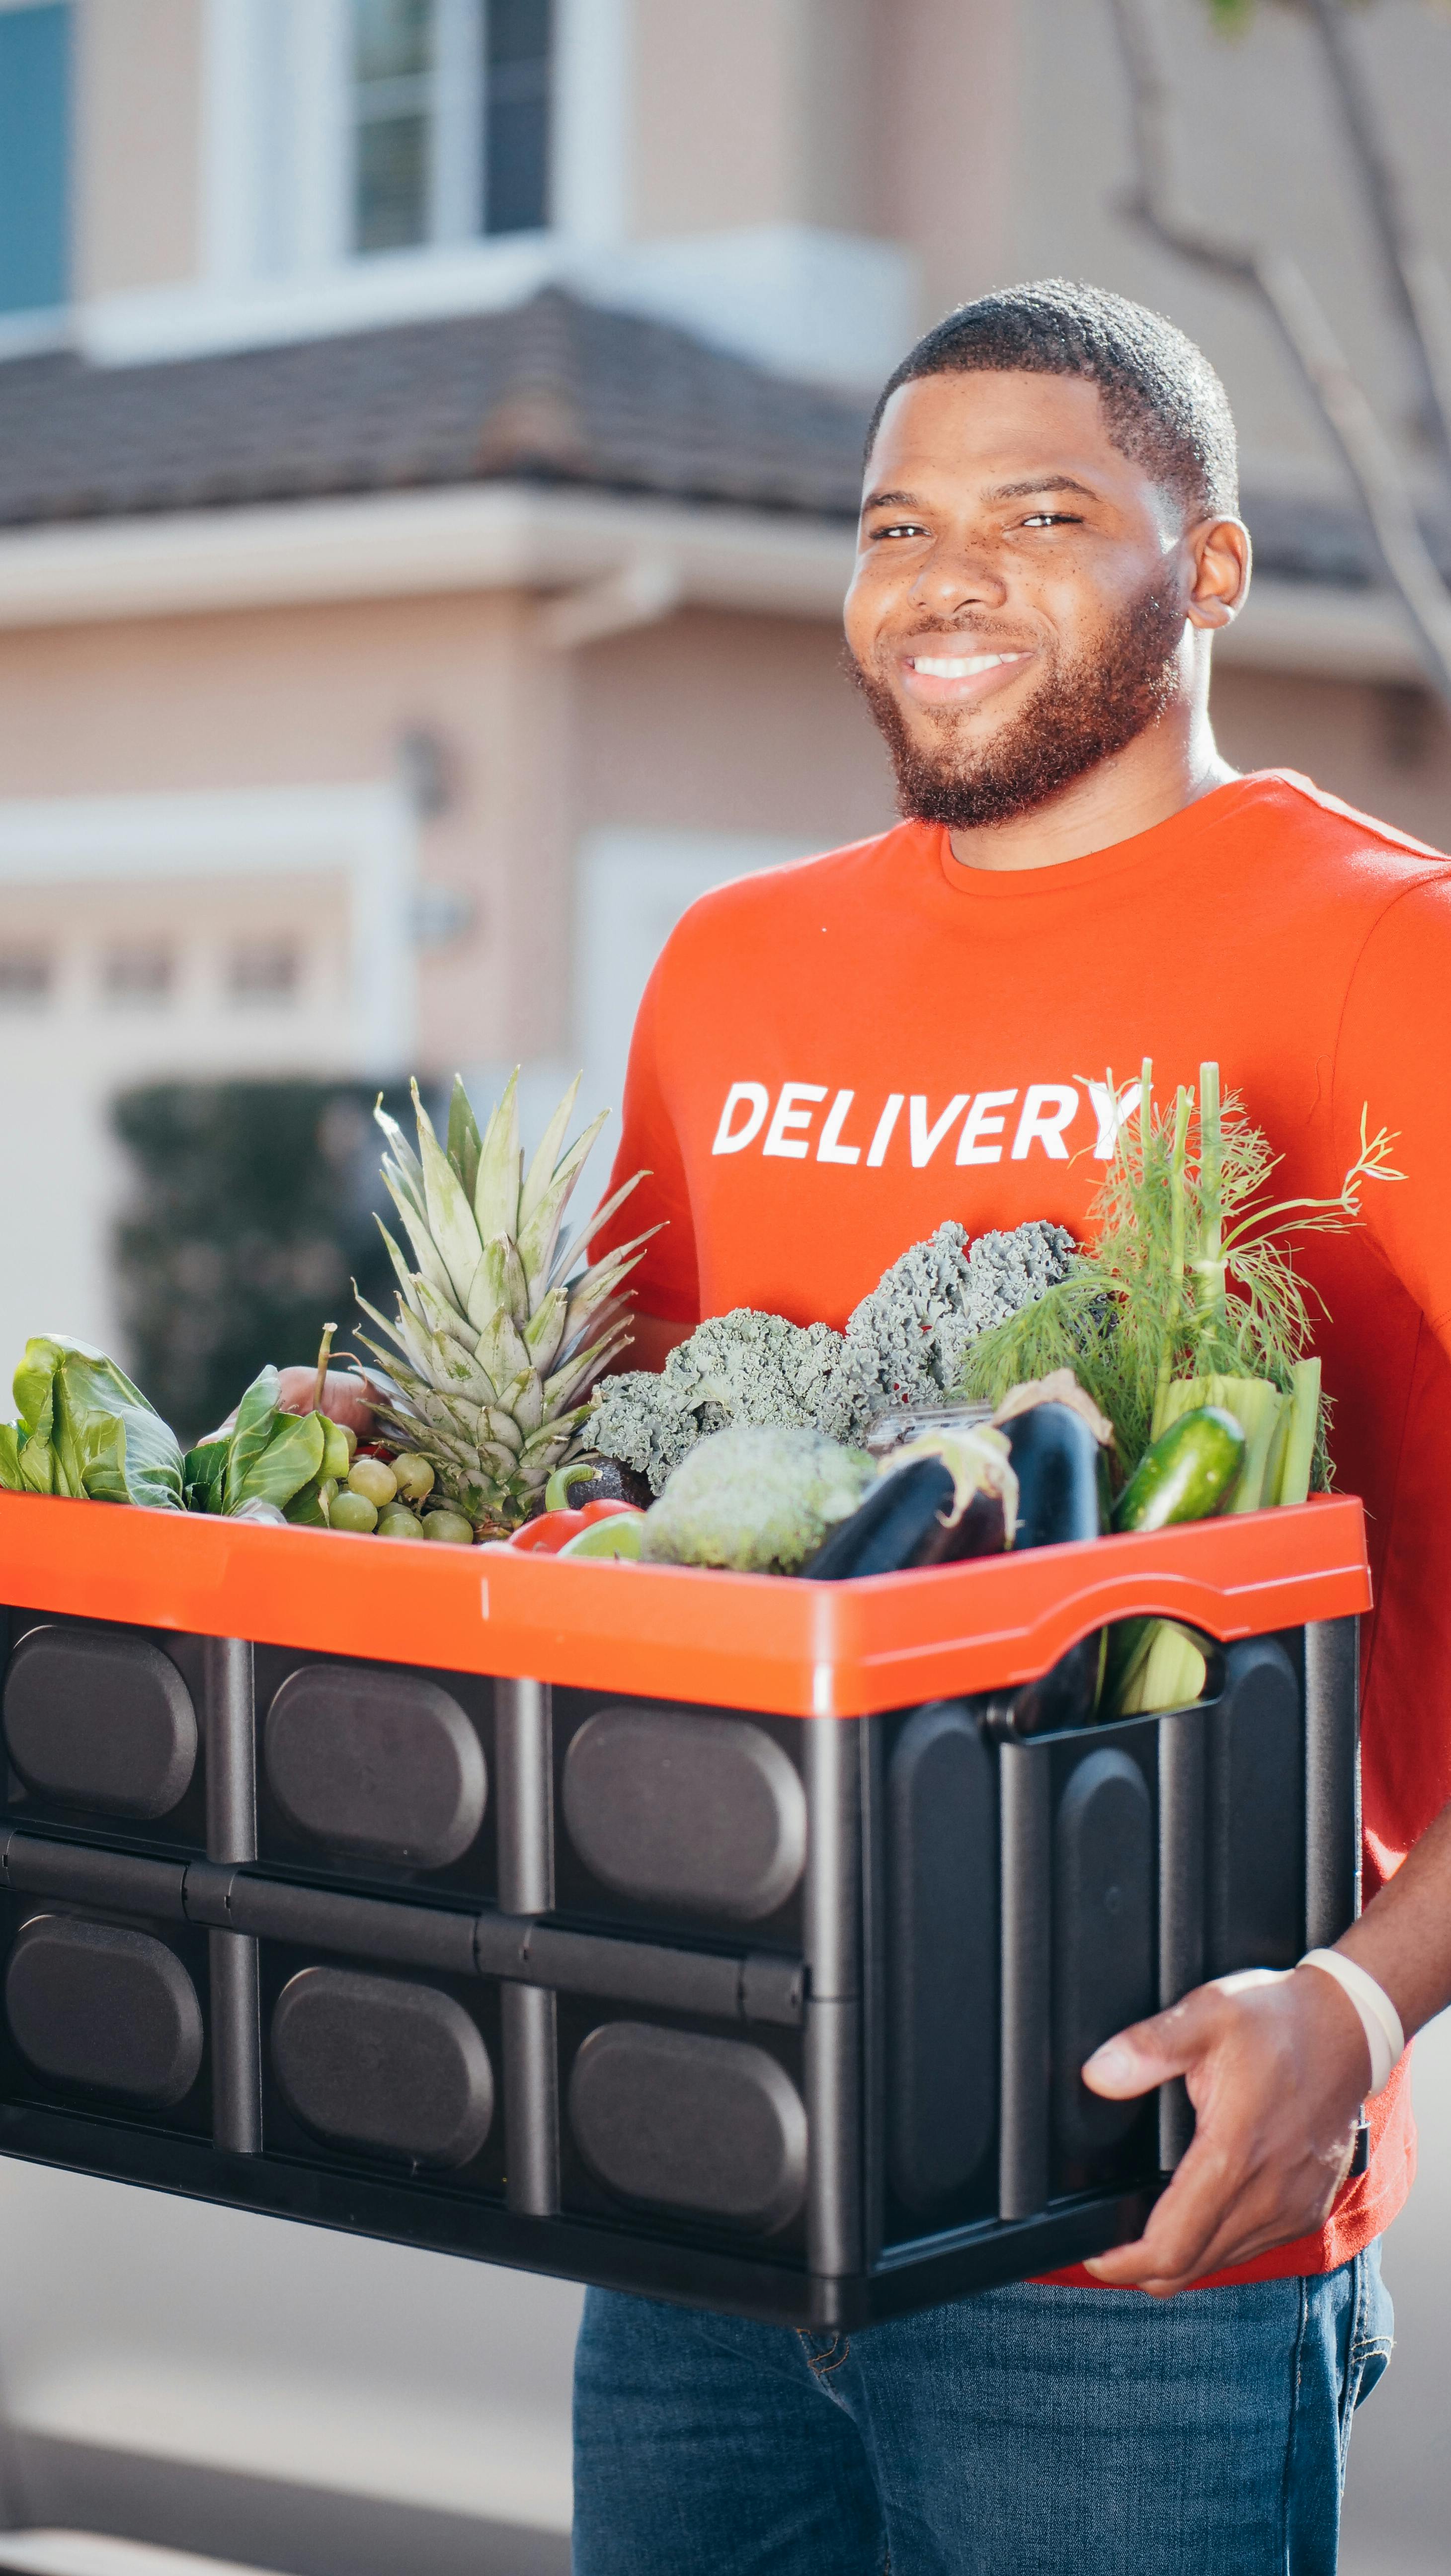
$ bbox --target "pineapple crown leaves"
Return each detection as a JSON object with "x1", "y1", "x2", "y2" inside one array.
[{"x1": 361, "y1": 1071, "x2": 656, "y2": 1526}]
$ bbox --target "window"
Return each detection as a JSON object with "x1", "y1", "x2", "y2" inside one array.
[
  {"x1": 348, "y1": 0, "x2": 551, "y2": 256},
  {"x1": 0, "y1": 948, "x2": 53, "y2": 1005},
  {"x1": 227, "y1": 938, "x2": 301, "y2": 1002},
  {"x1": 485, "y1": 0, "x2": 551, "y2": 236},
  {"x1": 102, "y1": 944, "x2": 173, "y2": 1004},
  {"x1": 0, "y1": 3, "x2": 70, "y2": 315},
  {"x1": 351, "y1": 0, "x2": 434, "y2": 253}
]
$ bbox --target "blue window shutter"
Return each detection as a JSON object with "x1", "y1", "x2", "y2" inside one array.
[{"x1": 0, "y1": 3, "x2": 71, "y2": 315}]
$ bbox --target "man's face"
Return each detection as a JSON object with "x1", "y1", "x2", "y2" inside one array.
[{"x1": 844, "y1": 370, "x2": 1194, "y2": 828}]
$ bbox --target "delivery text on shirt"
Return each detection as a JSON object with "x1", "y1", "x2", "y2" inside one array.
[{"x1": 710, "y1": 1075, "x2": 1141, "y2": 1168}]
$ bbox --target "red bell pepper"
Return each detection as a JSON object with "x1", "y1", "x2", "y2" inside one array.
[{"x1": 509, "y1": 1499, "x2": 641, "y2": 1554}]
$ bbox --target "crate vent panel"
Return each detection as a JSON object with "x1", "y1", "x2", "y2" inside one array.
[
  {"x1": 1052, "y1": 1750, "x2": 1154, "y2": 2160},
  {"x1": 270, "y1": 1965, "x2": 493, "y2": 2166},
  {"x1": 265, "y1": 1666, "x2": 486, "y2": 1867},
  {"x1": 569, "y1": 2021, "x2": 809, "y2": 2231},
  {"x1": 6, "y1": 1914, "x2": 203, "y2": 2105},
  {"x1": 563, "y1": 1705, "x2": 806, "y2": 1920},
  {"x1": 4, "y1": 1627, "x2": 197, "y2": 1819}
]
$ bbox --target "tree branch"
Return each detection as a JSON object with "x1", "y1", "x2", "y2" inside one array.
[
  {"x1": 1108, "y1": 0, "x2": 1451, "y2": 704},
  {"x1": 1302, "y1": 0, "x2": 1451, "y2": 493}
]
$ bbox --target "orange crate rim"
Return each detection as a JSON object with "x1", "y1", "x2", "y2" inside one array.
[{"x1": 0, "y1": 1489, "x2": 1371, "y2": 1720}]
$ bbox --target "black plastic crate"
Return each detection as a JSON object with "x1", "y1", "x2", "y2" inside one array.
[{"x1": 0, "y1": 1595, "x2": 1359, "y2": 2327}]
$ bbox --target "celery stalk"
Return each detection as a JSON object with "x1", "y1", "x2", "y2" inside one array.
[
  {"x1": 1152, "y1": 1371, "x2": 1283, "y2": 1511},
  {"x1": 1209, "y1": 1375, "x2": 1284, "y2": 1512},
  {"x1": 1153, "y1": 1085, "x2": 1194, "y2": 1429},
  {"x1": 1193, "y1": 1060, "x2": 1227, "y2": 1331},
  {"x1": 1117, "y1": 1620, "x2": 1209, "y2": 1716},
  {"x1": 1274, "y1": 1357, "x2": 1322, "y2": 1506}
]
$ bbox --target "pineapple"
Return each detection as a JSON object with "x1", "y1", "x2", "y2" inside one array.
[{"x1": 355, "y1": 1071, "x2": 653, "y2": 1532}]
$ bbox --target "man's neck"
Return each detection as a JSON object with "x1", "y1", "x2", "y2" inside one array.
[{"x1": 946, "y1": 712, "x2": 1239, "y2": 875}]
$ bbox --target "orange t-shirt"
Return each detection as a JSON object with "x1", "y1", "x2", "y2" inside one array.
[{"x1": 600, "y1": 769, "x2": 1451, "y2": 2285}]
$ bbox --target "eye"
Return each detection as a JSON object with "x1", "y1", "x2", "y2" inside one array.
[
  {"x1": 869, "y1": 518, "x2": 928, "y2": 541},
  {"x1": 1020, "y1": 511, "x2": 1083, "y2": 529}
]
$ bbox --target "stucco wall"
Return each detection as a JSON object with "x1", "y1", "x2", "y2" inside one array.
[
  {"x1": 0, "y1": 596, "x2": 896, "y2": 1081},
  {"x1": 629, "y1": 0, "x2": 878, "y2": 241},
  {"x1": 76, "y1": 0, "x2": 202, "y2": 295},
  {"x1": 572, "y1": 607, "x2": 896, "y2": 848},
  {"x1": 1209, "y1": 665, "x2": 1451, "y2": 853},
  {"x1": 0, "y1": 591, "x2": 549, "y2": 1068}
]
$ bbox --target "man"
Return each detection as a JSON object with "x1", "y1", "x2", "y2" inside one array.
[{"x1": 570, "y1": 277, "x2": 1451, "y2": 2572}]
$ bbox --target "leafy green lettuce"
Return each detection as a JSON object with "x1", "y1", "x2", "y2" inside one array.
[
  {"x1": 183, "y1": 1366, "x2": 326, "y2": 1520},
  {"x1": 0, "y1": 1336, "x2": 184, "y2": 1510}
]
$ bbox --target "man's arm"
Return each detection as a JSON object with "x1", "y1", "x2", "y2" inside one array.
[{"x1": 1079, "y1": 1801, "x2": 1451, "y2": 2294}]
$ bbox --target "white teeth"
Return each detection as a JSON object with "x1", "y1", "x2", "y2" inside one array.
[{"x1": 909, "y1": 650, "x2": 1024, "y2": 679}]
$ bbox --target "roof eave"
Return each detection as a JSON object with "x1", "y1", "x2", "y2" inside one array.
[
  {"x1": 0, "y1": 482, "x2": 855, "y2": 632},
  {"x1": 0, "y1": 479, "x2": 1427, "y2": 683}
]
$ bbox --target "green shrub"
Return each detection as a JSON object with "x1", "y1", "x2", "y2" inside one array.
[{"x1": 111, "y1": 1079, "x2": 416, "y2": 1447}]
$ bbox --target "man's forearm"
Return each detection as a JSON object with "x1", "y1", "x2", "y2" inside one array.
[{"x1": 1338, "y1": 1802, "x2": 1451, "y2": 2037}]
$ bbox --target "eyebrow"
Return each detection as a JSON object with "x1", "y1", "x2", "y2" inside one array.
[
  {"x1": 985, "y1": 475, "x2": 1101, "y2": 503},
  {"x1": 860, "y1": 474, "x2": 1103, "y2": 514}
]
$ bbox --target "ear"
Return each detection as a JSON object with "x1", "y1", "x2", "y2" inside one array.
[{"x1": 1185, "y1": 516, "x2": 1251, "y2": 630}]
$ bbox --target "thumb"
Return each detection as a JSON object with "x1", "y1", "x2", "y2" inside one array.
[
  {"x1": 1083, "y1": 1998, "x2": 1208, "y2": 2099},
  {"x1": 1083, "y1": 1969, "x2": 1288, "y2": 2099}
]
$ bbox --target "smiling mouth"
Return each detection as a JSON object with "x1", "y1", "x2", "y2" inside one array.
[{"x1": 906, "y1": 649, "x2": 1031, "y2": 678}]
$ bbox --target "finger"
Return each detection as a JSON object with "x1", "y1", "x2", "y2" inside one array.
[
  {"x1": 1083, "y1": 1972, "x2": 1258, "y2": 2097},
  {"x1": 1081, "y1": 2031, "x2": 1180, "y2": 2098},
  {"x1": 1083, "y1": 2134, "x2": 1237, "y2": 2288},
  {"x1": 1148, "y1": 2147, "x2": 1354, "y2": 2291},
  {"x1": 1087, "y1": 2136, "x2": 1340, "y2": 2293},
  {"x1": 1083, "y1": 1993, "x2": 1215, "y2": 2096}
]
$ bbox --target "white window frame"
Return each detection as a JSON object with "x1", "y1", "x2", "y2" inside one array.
[{"x1": 203, "y1": 0, "x2": 610, "y2": 292}]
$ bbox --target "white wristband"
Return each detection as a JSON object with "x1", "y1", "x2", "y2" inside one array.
[{"x1": 1298, "y1": 1948, "x2": 1405, "y2": 2096}]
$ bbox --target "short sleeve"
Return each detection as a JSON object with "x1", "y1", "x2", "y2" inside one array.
[
  {"x1": 587, "y1": 948, "x2": 701, "y2": 1326},
  {"x1": 1334, "y1": 872, "x2": 1451, "y2": 1356}
]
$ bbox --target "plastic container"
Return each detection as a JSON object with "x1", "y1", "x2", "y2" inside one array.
[{"x1": 0, "y1": 1488, "x2": 1369, "y2": 2326}]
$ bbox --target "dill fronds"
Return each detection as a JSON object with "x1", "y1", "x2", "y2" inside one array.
[{"x1": 955, "y1": 1061, "x2": 1400, "y2": 1476}]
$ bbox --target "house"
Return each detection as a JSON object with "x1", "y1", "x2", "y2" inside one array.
[{"x1": 0, "y1": 0, "x2": 1448, "y2": 1373}]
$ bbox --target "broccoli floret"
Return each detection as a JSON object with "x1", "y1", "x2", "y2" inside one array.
[
  {"x1": 589, "y1": 1308, "x2": 865, "y2": 1494},
  {"x1": 589, "y1": 1224, "x2": 1075, "y2": 1487},
  {"x1": 843, "y1": 1220, "x2": 1075, "y2": 1414},
  {"x1": 640, "y1": 1425, "x2": 876, "y2": 1573}
]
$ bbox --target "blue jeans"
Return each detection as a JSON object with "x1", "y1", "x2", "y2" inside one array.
[{"x1": 572, "y1": 2248, "x2": 1392, "y2": 2576}]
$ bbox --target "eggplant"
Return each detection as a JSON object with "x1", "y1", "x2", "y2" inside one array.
[
  {"x1": 1000, "y1": 1401, "x2": 1105, "y2": 1551},
  {"x1": 998, "y1": 1402, "x2": 1107, "y2": 1733},
  {"x1": 804, "y1": 1458, "x2": 1006, "y2": 1580},
  {"x1": 1008, "y1": 1632, "x2": 1108, "y2": 1737}
]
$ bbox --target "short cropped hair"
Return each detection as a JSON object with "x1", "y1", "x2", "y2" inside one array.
[{"x1": 866, "y1": 279, "x2": 1239, "y2": 521}]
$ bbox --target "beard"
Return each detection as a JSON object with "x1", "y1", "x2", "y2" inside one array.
[{"x1": 851, "y1": 577, "x2": 1187, "y2": 830}]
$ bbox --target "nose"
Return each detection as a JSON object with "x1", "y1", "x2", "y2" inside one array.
[{"x1": 907, "y1": 529, "x2": 1009, "y2": 618}]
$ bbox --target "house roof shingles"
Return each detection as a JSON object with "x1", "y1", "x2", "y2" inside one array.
[
  {"x1": 0, "y1": 288, "x2": 870, "y2": 530},
  {"x1": 0, "y1": 285, "x2": 1435, "y2": 589}
]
